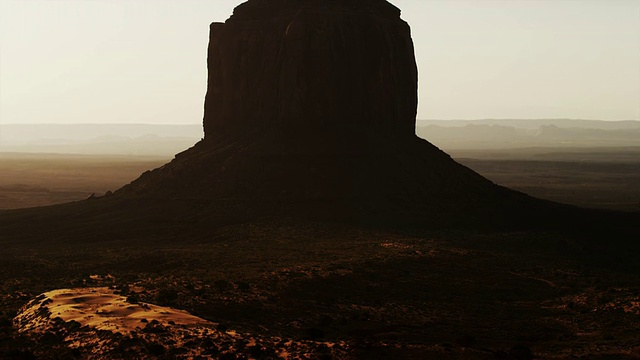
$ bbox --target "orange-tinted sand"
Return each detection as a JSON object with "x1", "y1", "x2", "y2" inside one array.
[
  {"x1": 14, "y1": 287, "x2": 346, "y2": 359},
  {"x1": 15, "y1": 287, "x2": 212, "y2": 335}
]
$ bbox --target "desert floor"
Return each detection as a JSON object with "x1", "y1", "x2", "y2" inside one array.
[
  {"x1": 1, "y1": 148, "x2": 639, "y2": 359},
  {"x1": 2, "y1": 148, "x2": 639, "y2": 212}
]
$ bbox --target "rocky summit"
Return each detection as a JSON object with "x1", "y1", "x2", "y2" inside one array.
[{"x1": 203, "y1": 0, "x2": 417, "y2": 141}]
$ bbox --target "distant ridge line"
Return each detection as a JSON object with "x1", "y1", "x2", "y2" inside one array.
[
  {"x1": 417, "y1": 119, "x2": 640, "y2": 130},
  {"x1": 3, "y1": 119, "x2": 639, "y2": 126}
]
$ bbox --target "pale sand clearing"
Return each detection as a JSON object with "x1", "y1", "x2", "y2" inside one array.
[
  {"x1": 13, "y1": 287, "x2": 222, "y2": 358},
  {"x1": 15, "y1": 287, "x2": 213, "y2": 335},
  {"x1": 14, "y1": 287, "x2": 347, "y2": 359}
]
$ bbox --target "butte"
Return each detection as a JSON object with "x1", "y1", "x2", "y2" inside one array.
[
  {"x1": 115, "y1": 0, "x2": 552, "y2": 229},
  {"x1": 0, "y1": 0, "x2": 636, "y2": 242}
]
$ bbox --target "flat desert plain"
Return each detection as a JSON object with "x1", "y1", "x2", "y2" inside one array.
[
  {"x1": 2, "y1": 148, "x2": 639, "y2": 211},
  {"x1": 1, "y1": 148, "x2": 640, "y2": 359}
]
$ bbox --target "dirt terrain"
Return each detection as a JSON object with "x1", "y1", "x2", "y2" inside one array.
[
  {"x1": 1, "y1": 217, "x2": 639, "y2": 359},
  {"x1": 0, "y1": 149, "x2": 639, "y2": 358},
  {"x1": 452, "y1": 148, "x2": 640, "y2": 212},
  {"x1": 2, "y1": 149, "x2": 638, "y2": 211},
  {"x1": 0, "y1": 153, "x2": 166, "y2": 210}
]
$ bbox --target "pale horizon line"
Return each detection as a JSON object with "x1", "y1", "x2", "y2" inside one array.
[{"x1": 2, "y1": 118, "x2": 640, "y2": 126}]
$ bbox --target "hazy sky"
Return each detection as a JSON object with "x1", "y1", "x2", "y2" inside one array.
[{"x1": 1, "y1": 0, "x2": 639, "y2": 124}]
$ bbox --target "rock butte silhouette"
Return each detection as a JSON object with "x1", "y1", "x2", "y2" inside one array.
[
  {"x1": 2, "y1": 0, "x2": 632, "y2": 238},
  {"x1": 112, "y1": 0, "x2": 560, "y2": 228}
]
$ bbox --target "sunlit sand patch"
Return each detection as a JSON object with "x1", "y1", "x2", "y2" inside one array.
[
  {"x1": 14, "y1": 287, "x2": 348, "y2": 359},
  {"x1": 13, "y1": 287, "x2": 222, "y2": 358},
  {"x1": 15, "y1": 287, "x2": 211, "y2": 334}
]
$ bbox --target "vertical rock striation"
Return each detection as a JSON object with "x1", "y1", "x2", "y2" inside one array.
[{"x1": 203, "y1": 0, "x2": 418, "y2": 143}]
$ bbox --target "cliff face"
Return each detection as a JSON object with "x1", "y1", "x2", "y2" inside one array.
[
  {"x1": 203, "y1": 0, "x2": 418, "y2": 142},
  {"x1": 113, "y1": 0, "x2": 557, "y2": 229}
]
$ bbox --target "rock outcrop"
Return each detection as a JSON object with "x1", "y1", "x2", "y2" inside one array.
[
  {"x1": 112, "y1": 0, "x2": 565, "y2": 228},
  {"x1": 203, "y1": 0, "x2": 417, "y2": 143},
  {"x1": 14, "y1": 287, "x2": 347, "y2": 358}
]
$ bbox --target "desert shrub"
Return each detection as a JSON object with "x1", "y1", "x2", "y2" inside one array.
[
  {"x1": 455, "y1": 334, "x2": 476, "y2": 347},
  {"x1": 236, "y1": 282, "x2": 251, "y2": 291},
  {"x1": 142, "y1": 321, "x2": 167, "y2": 334},
  {"x1": 167, "y1": 347, "x2": 188, "y2": 356},
  {"x1": 156, "y1": 288, "x2": 179, "y2": 304},
  {"x1": 214, "y1": 280, "x2": 233, "y2": 292},
  {"x1": 202, "y1": 342, "x2": 220, "y2": 356},
  {"x1": 117, "y1": 284, "x2": 130, "y2": 296},
  {"x1": 1, "y1": 349, "x2": 37, "y2": 360},
  {"x1": 146, "y1": 342, "x2": 166, "y2": 356},
  {"x1": 126, "y1": 292, "x2": 139, "y2": 304},
  {"x1": 305, "y1": 327, "x2": 325, "y2": 340},
  {"x1": 64, "y1": 320, "x2": 82, "y2": 332},
  {"x1": 217, "y1": 352, "x2": 237, "y2": 360},
  {"x1": 248, "y1": 344, "x2": 277, "y2": 358}
]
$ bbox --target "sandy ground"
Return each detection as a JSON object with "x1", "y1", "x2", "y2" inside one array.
[
  {"x1": 13, "y1": 284, "x2": 346, "y2": 359},
  {"x1": 14, "y1": 287, "x2": 212, "y2": 335}
]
